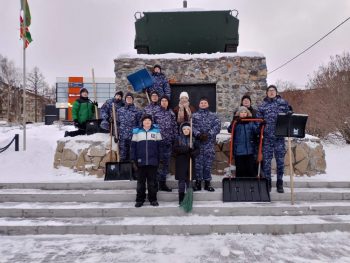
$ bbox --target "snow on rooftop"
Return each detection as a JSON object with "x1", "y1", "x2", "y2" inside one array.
[{"x1": 116, "y1": 51, "x2": 265, "y2": 60}]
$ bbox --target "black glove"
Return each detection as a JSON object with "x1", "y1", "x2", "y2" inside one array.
[
  {"x1": 114, "y1": 137, "x2": 119, "y2": 144},
  {"x1": 109, "y1": 116, "x2": 113, "y2": 123},
  {"x1": 286, "y1": 110, "x2": 293, "y2": 116},
  {"x1": 93, "y1": 101, "x2": 98, "y2": 107},
  {"x1": 261, "y1": 119, "x2": 267, "y2": 125},
  {"x1": 131, "y1": 161, "x2": 138, "y2": 172},
  {"x1": 73, "y1": 119, "x2": 79, "y2": 128},
  {"x1": 199, "y1": 133, "x2": 209, "y2": 142}
]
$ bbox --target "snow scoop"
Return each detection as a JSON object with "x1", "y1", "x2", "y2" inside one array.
[
  {"x1": 86, "y1": 68, "x2": 102, "y2": 135},
  {"x1": 180, "y1": 118, "x2": 194, "y2": 213},
  {"x1": 222, "y1": 118, "x2": 270, "y2": 202},
  {"x1": 127, "y1": 68, "x2": 154, "y2": 104},
  {"x1": 104, "y1": 103, "x2": 133, "y2": 181}
]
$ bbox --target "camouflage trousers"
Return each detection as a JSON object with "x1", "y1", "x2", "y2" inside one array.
[
  {"x1": 263, "y1": 137, "x2": 286, "y2": 180},
  {"x1": 119, "y1": 139, "x2": 131, "y2": 161},
  {"x1": 157, "y1": 142, "x2": 172, "y2": 182},
  {"x1": 195, "y1": 144, "x2": 215, "y2": 181}
]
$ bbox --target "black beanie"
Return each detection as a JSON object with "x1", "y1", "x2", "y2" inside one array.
[
  {"x1": 80, "y1": 88, "x2": 88, "y2": 95},
  {"x1": 266, "y1": 85, "x2": 278, "y2": 93},
  {"x1": 241, "y1": 95, "x2": 251, "y2": 103},
  {"x1": 115, "y1": 91, "x2": 123, "y2": 98},
  {"x1": 199, "y1": 96, "x2": 209, "y2": 103},
  {"x1": 153, "y1": 64, "x2": 161, "y2": 72},
  {"x1": 160, "y1": 95, "x2": 170, "y2": 102},
  {"x1": 141, "y1": 114, "x2": 153, "y2": 123},
  {"x1": 125, "y1": 92, "x2": 134, "y2": 100},
  {"x1": 150, "y1": 90, "x2": 159, "y2": 96}
]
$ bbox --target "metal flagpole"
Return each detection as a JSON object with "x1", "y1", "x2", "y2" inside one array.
[{"x1": 22, "y1": 0, "x2": 27, "y2": 151}]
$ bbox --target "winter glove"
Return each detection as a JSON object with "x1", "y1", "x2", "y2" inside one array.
[
  {"x1": 114, "y1": 137, "x2": 119, "y2": 144},
  {"x1": 198, "y1": 133, "x2": 209, "y2": 142},
  {"x1": 286, "y1": 110, "x2": 293, "y2": 116},
  {"x1": 93, "y1": 101, "x2": 98, "y2": 107},
  {"x1": 131, "y1": 161, "x2": 138, "y2": 172}
]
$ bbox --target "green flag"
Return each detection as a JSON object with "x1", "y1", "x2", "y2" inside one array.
[{"x1": 20, "y1": 0, "x2": 32, "y2": 48}]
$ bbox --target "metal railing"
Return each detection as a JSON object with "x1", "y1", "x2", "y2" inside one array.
[{"x1": 0, "y1": 134, "x2": 19, "y2": 153}]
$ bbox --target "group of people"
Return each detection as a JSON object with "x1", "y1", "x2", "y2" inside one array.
[{"x1": 65, "y1": 64, "x2": 292, "y2": 208}]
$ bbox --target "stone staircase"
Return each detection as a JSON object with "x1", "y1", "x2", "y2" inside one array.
[{"x1": 0, "y1": 180, "x2": 350, "y2": 235}]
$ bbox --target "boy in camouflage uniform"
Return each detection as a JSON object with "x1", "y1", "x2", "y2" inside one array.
[
  {"x1": 100, "y1": 91, "x2": 125, "y2": 132},
  {"x1": 117, "y1": 93, "x2": 142, "y2": 161}
]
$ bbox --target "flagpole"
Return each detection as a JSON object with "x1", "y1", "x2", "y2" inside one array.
[{"x1": 22, "y1": 0, "x2": 27, "y2": 151}]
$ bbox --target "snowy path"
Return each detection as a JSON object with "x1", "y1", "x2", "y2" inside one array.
[{"x1": 0, "y1": 232, "x2": 350, "y2": 263}]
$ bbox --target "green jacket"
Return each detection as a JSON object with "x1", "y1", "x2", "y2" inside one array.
[{"x1": 72, "y1": 97, "x2": 94, "y2": 124}]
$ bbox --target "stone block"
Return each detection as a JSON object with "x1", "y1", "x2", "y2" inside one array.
[
  {"x1": 88, "y1": 146, "x2": 106, "y2": 157},
  {"x1": 61, "y1": 160, "x2": 76, "y2": 168},
  {"x1": 56, "y1": 141, "x2": 65, "y2": 152},
  {"x1": 294, "y1": 158, "x2": 309, "y2": 175},
  {"x1": 62, "y1": 149, "x2": 77, "y2": 161},
  {"x1": 295, "y1": 143, "x2": 309, "y2": 162}
]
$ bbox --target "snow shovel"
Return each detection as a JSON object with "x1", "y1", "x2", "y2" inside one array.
[
  {"x1": 222, "y1": 118, "x2": 270, "y2": 202},
  {"x1": 104, "y1": 103, "x2": 133, "y2": 181},
  {"x1": 127, "y1": 68, "x2": 154, "y2": 104}
]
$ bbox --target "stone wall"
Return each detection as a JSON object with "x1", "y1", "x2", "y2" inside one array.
[
  {"x1": 54, "y1": 133, "x2": 326, "y2": 177},
  {"x1": 114, "y1": 53, "x2": 267, "y2": 122}
]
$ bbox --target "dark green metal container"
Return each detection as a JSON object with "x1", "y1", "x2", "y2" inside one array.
[{"x1": 134, "y1": 10, "x2": 239, "y2": 54}]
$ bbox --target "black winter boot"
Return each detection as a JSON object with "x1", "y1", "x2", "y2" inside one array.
[
  {"x1": 204, "y1": 180, "x2": 215, "y2": 192},
  {"x1": 276, "y1": 179, "x2": 284, "y2": 193},
  {"x1": 267, "y1": 179, "x2": 272, "y2": 193},
  {"x1": 193, "y1": 180, "x2": 202, "y2": 192},
  {"x1": 159, "y1": 181, "x2": 172, "y2": 192},
  {"x1": 179, "y1": 192, "x2": 185, "y2": 205}
]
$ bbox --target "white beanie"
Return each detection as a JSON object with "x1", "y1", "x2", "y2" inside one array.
[{"x1": 179, "y1": 91, "x2": 189, "y2": 99}]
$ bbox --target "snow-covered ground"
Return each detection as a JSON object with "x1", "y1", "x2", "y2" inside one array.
[
  {"x1": 1, "y1": 123, "x2": 349, "y2": 182},
  {"x1": 1, "y1": 123, "x2": 350, "y2": 263},
  {"x1": 0, "y1": 232, "x2": 350, "y2": 263}
]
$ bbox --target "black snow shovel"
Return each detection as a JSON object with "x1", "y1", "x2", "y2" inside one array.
[
  {"x1": 222, "y1": 118, "x2": 270, "y2": 202},
  {"x1": 104, "y1": 103, "x2": 133, "y2": 181}
]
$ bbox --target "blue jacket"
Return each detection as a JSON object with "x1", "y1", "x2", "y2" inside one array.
[
  {"x1": 192, "y1": 108, "x2": 221, "y2": 144},
  {"x1": 146, "y1": 73, "x2": 171, "y2": 98},
  {"x1": 229, "y1": 122, "x2": 259, "y2": 156},
  {"x1": 153, "y1": 107, "x2": 178, "y2": 144},
  {"x1": 257, "y1": 95, "x2": 290, "y2": 139},
  {"x1": 117, "y1": 103, "x2": 142, "y2": 140},
  {"x1": 131, "y1": 125, "x2": 162, "y2": 167}
]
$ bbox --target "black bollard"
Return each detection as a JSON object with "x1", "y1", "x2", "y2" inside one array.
[{"x1": 15, "y1": 134, "x2": 19, "y2": 151}]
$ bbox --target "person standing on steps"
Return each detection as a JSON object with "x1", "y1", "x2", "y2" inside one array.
[
  {"x1": 145, "y1": 64, "x2": 171, "y2": 99},
  {"x1": 100, "y1": 91, "x2": 125, "y2": 133},
  {"x1": 143, "y1": 90, "x2": 161, "y2": 120},
  {"x1": 131, "y1": 114, "x2": 162, "y2": 208},
  {"x1": 192, "y1": 97, "x2": 221, "y2": 192},
  {"x1": 173, "y1": 91, "x2": 196, "y2": 125},
  {"x1": 257, "y1": 85, "x2": 292, "y2": 193}
]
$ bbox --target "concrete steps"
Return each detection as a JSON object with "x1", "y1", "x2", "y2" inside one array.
[
  {"x1": 1, "y1": 215, "x2": 350, "y2": 235},
  {"x1": 0, "y1": 180, "x2": 350, "y2": 235},
  {"x1": 0, "y1": 188, "x2": 349, "y2": 202}
]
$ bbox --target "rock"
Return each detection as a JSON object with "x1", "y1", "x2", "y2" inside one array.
[
  {"x1": 61, "y1": 160, "x2": 76, "y2": 168},
  {"x1": 56, "y1": 141, "x2": 65, "y2": 152},
  {"x1": 294, "y1": 158, "x2": 309, "y2": 175},
  {"x1": 88, "y1": 146, "x2": 106, "y2": 157},
  {"x1": 295, "y1": 143, "x2": 309, "y2": 162},
  {"x1": 62, "y1": 149, "x2": 77, "y2": 161}
]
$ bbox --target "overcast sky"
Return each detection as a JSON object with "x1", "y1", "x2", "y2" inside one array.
[{"x1": 0, "y1": 0, "x2": 349, "y2": 87}]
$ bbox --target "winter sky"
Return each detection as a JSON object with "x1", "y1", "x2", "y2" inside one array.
[{"x1": 0, "y1": 0, "x2": 349, "y2": 88}]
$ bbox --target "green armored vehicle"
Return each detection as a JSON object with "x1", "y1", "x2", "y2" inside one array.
[{"x1": 134, "y1": 9, "x2": 239, "y2": 54}]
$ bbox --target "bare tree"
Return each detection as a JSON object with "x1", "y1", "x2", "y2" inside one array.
[
  {"x1": 0, "y1": 55, "x2": 22, "y2": 122},
  {"x1": 307, "y1": 52, "x2": 350, "y2": 143},
  {"x1": 275, "y1": 79, "x2": 297, "y2": 91},
  {"x1": 27, "y1": 67, "x2": 49, "y2": 122}
]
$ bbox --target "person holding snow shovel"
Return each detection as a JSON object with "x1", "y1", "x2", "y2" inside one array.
[
  {"x1": 173, "y1": 122, "x2": 200, "y2": 205},
  {"x1": 64, "y1": 88, "x2": 97, "y2": 137},
  {"x1": 257, "y1": 85, "x2": 292, "y2": 193},
  {"x1": 117, "y1": 92, "x2": 142, "y2": 161},
  {"x1": 143, "y1": 90, "x2": 161, "y2": 120},
  {"x1": 100, "y1": 91, "x2": 125, "y2": 133},
  {"x1": 145, "y1": 64, "x2": 171, "y2": 99},
  {"x1": 227, "y1": 106, "x2": 259, "y2": 178},
  {"x1": 131, "y1": 114, "x2": 162, "y2": 208}
]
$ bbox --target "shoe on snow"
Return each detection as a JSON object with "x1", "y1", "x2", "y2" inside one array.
[{"x1": 150, "y1": 201, "x2": 159, "y2": 207}]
